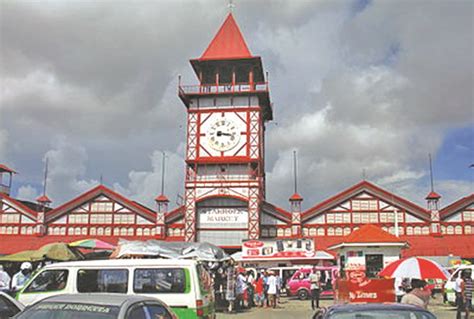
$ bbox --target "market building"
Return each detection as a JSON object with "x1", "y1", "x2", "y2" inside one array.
[{"x1": 1, "y1": 13, "x2": 473, "y2": 259}]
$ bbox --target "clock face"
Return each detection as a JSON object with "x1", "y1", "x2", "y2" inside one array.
[{"x1": 207, "y1": 118, "x2": 241, "y2": 151}]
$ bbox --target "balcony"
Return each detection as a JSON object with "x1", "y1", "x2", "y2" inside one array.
[{"x1": 178, "y1": 82, "x2": 273, "y2": 120}]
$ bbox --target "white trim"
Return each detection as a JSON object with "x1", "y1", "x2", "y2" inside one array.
[{"x1": 328, "y1": 241, "x2": 408, "y2": 250}]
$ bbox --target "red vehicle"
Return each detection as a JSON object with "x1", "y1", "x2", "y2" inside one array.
[{"x1": 286, "y1": 266, "x2": 338, "y2": 300}]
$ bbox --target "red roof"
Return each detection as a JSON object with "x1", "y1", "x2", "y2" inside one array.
[
  {"x1": 440, "y1": 194, "x2": 474, "y2": 219},
  {"x1": 200, "y1": 13, "x2": 252, "y2": 60},
  {"x1": 343, "y1": 225, "x2": 405, "y2": 244},
  {"x1": 36, "y1": 195, "x2": 52, "y2": 203},
  {"x1": 425, "y1": 191, "x2": 441, "y2": 200},
  {"x1": 0, "y1": 193, "x2": 38, "y2": 219},
  {"x1": 155, "y1": 194, "x2": 169, "y2": 202},
  {"x1": 302, "y1": 180, "x2": 430, "y2": 222},
  {"x1": 0, "y1": 164, "x2": 17, "y2": 174},
  {"x1": 401, "y1": 235, "x2": 474, "y2": 258},
  {"x1": 289, "y1": 193, "x2": 303, "y2": 201}
]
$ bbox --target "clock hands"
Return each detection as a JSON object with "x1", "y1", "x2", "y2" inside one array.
[{"x1": 217, "y1": 131, "x2": 232, "y2": 137}]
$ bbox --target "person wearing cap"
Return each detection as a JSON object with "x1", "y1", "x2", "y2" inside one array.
[
  {"x1": 0, "y1": 265, "x2": 11, "y2": 292},
  {"x1": 11, "y1": 262, "x2": 32, "y2": 292}
]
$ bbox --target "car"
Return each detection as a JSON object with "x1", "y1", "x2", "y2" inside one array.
[
  {"x1": 0, "y1": 292, "x2": 24, "y2": 319},
  {"x1": 286, "y1": 266, "x2": 338, "y2": 300},
  {"x1": 312, "y1": 303, "x2": 436, "y2": 319},
  {"x1": 13, "y1": 293, "x2": 177, "y2": 319}
]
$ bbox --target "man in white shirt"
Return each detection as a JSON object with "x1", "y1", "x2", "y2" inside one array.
[
  {"x1": 266, "y1": 271, "x2": 278, "y2": 308},
  {"x1": 0, "y1": 265, "x2": 11, "y2": 292},
  {"x1": 309, "y1": 267, "x2": 321, "y2": 310}
]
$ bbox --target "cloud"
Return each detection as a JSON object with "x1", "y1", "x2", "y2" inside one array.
[
  {"x1": 44, "y1": 137, "x2": 99, "y2": 204},
  {"x1": 16, "y1": 185, "x2": 39, "y2": 202}
]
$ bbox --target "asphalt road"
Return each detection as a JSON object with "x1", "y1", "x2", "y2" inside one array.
[{"x1": 218, "y1": 295, "x2": 457, "y2": 318}]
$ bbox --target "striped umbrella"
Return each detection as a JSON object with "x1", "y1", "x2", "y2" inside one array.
[
  {"x1": 69, "y1": 239, "x2": 115, "y2": 250},
  {"x1": 379, "y1": 257, "x2": 450, "y2": 280}
]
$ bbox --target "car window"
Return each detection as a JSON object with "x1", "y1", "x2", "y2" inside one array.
[
  {"x1": 134, "y1": 268, "x2": 186, "y2": 293},
  {"x1": 0, "y1": 295, "x2": 20, "y2": 319},
  {"x1": 24, "y1": 270, "x2": 68, "y2": 293},
  {"x1": 144, "y1": 304, "x2": 172, "y2": 319},
  {"x1": 77, "y1": 269, "x2": 128, "y2": 293},
  {"x1": 127, "y1": 305, "x2": 146, "y2": 319},
  {"x1": 196, "y1": 264, "x2": 212, "y2": 294},
  {"x1": 15, "y1": 302, "x2": 120, "y2": 319}
]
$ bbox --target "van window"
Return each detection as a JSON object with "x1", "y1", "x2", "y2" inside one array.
[
  {"x1": 24, "y1": 270, "x2": 68, "y2": 293},
  {"x1": 134, "y1": 268, "x2": 186, "y2": 293},
  {"x1": 196, "y1": 264, "x2": 212, "y2": 294},
  {"x1": 77, "y1": 269, "x2": 128, "y2": 293}
]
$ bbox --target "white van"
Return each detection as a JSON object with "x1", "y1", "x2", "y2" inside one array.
[
  {"x1": 444, "y1": 265, "x2": 474, "y2": 304},
  {"x1": 17, "y1": 259, "x2": 215, "y2": 319}
]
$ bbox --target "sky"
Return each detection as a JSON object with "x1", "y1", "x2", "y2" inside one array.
[{"x1": 0, "y1": 0, "x2": 473, "y2": 212}]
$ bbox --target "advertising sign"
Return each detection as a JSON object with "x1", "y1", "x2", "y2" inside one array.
[
  {"x1": 198, "y1": 207, "x2": 248, "y2": 229},
  {"x1": 241, "y1": 238, "x2": 318, "y2": 260},
  {"x1": 336, "y1": 278, "x2": 395, "y2": 303}
]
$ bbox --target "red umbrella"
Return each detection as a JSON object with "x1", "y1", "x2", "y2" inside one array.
[{"x1": 379, "y1": 257, "x2": 449, "y2": 280}]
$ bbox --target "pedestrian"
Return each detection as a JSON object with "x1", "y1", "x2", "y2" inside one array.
[
  {"x1": 225, "y1": 266, "x2": 236, "y2": 313},
  {"x1": 266, "y1": 271, "x2": 278, "y2": 308},
  {"x1": 462, "y1": 269, "x2": 473, "y2": 319},
  {"x1": 276, "y1": 273, "x2": 282, "y2": 304},
  {"x1": 395, "y1": 277, "x2": 406, "y2": 302},
  {"x1": 263, "y1": 270, "x2": 269, "y2": 307},
  {"x1": 0, "y1": 265, "x2": 11, "y2": 293},
  {"x1": 309, "y1": 266, "x2": 321, "y2": 310},
  {"x1": 11, "y1": 262, "x2": 32, "y2": 292},
  {"x1": 401, "y1": 279, "x2": 431, "y2": 309},
  {"x1": 254, "y1": 273, "x2": 264, "y2": 307},
  {"x1": 246, "y1": 270, "x2": 255, "y2": 308},
  {"x1": 235, "y1": 268, "x2": 246, "y2": 312}
]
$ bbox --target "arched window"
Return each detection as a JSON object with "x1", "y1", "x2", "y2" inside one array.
[
  {"x1": 82, "y1": 227, "x2": 88, "y2": 235},
  {"x1": 105, "y1": 227, "x2": 111, "y2": 236},
  {"x1": 406, "y1": 226, "x2": 413, "y2": 235},
  {"x1": 309, "y1": 228, "x2": 317, "y2": 236},
  {"x1": 90, "y1": 227, "x2": 96, "y2": 236},
  {"x1": 269, "y1": 228, "x2": 277, "y2": 237},
  {"x1": 343, "y1": 227, "x2": 351, "y2": 236},
  {"x1": 74, "y1": 228, "x2": 81, "y2": 235},
  {"x1": 284, "y1": 228, "x2": 291, "y2": 237},
  {"x1": 302, "y1": 228, "x2": 309, "y2": 236},
  {"x1": 128, "y1": 228, "x2": 134, "y2": 236},
  {"x1": 120, "y1": 228, "x2": 127, "y2": 236},
  {"x1": 422, "y1": 227, "x2": 429, "y2": 235},
  {"x1": 465, "y1": 225, "x2": 472, "y2": 234},
  {"x1": 144, "y1": 228, "x2": 151, "y2": 236},
  {"x1": 68, "y1": 227, "x2": 74, "y2": 235},
  {"x1": 60, "y1": 227, "x2": 66, "y2": 235},
  {"x1": 20, "y1": 227, "x2": 26, "y2": 235},
  {"x1": 335, "y1": 227, "x2": 343, "y2": 236},
  {"x1": 440, "y1": 225, "x2": 446, "y2": 234},
  {"x1": 317, "y1": 228, "x2": 325, "y2": 236},
  {"x1": 327, "y1": 227, "x2": 334, "y2": 236},
  {"x1": 136, "y1": 228, "x2": 143, "y2": 236},
  {"x1": 277, "y1": 228, "x2": 284, "y2": 237},
  {"x1": 447, "y1": 225, "x2": 454, "y2": 235},
  {"x1": 455, "y1": 225, "x2": 462, "y2": 235},
  {"x1": 414, "y1": 227, "x2": 421, "y2": 235},
  {"x1": 398, "y1": 227, "x2": 404, "y2": 235},
  {"x1": 27, "y1": 226, "x2": 33, "y2": 235}
]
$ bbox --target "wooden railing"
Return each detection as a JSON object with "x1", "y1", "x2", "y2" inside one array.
[{"x1": 179, "y1": 82, "x2": 269, "y2": 95}]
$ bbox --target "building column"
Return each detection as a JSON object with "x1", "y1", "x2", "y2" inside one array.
[
  {"x1": 155, "y1": 195, "x2": 168, "y2": 239},
  {"x1": 248, "y1": 187, "x2": 260, "y2": 239},
  {"x1": 426, "y1": 192, "x2": 441, "y2": 235},
  {"x1": 184, "y1": 188, "x2": 196, "y2": 242},
  {"x1": 290, "y1": 193, "x2": 303, "y2": 237}
]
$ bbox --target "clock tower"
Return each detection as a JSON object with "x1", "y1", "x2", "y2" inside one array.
[{"x1": 178, "y1": 13, "x2": 272, "y2": 247}]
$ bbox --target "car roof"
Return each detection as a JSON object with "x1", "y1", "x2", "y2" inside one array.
[
  {"x1": 42, "y1": 258, "x2": 197, "y2": 269},
  {"x1": 328, "y1": 303, "x2": 432, "y2": 313},
  {"x1": 38, "y1": 293, "x2": 163, "y2": 307}
]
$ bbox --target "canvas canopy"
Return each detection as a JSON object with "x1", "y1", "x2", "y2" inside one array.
[
  {"x1": 0, "y1": 243, "x2": 83, "y2": 262},
  {"x1": 112, "y1": 239, "x2": 230, "y2": 262}
]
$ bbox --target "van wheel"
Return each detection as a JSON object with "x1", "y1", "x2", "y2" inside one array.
[{"x1": 298, "y1": 289, "x2": 309, "y2": 300}]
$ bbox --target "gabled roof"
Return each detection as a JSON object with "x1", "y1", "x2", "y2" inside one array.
[
  {"x1": 261, "y1": 201, "x2": 291, "y2": 223},
  {"x1": 440, "y1": 193, "x2": 474, "y2": 219},
  {"x1": 199, "y1": 13, "x2": 252, "y2": 61},
  {"x1": 0, "y1": 193, "x2": 38, "y2": 219},
  {"x1": 45, "y1": 185, "x2": 156, "y2": 223},
  {"x1": 0, "y1": 164, "x2": 17, "y2": 174},
  {"x1": 328, "y1": 225, "x2": 407, "y2": 250},
  {"x1": 302, "y1": 180, "x2": 430, "y2": 222},
  {"x1": 165, "y1": 205, "x2": 185, "y2": 223}
]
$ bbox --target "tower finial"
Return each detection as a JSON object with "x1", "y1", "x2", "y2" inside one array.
[
  {"x1": 429, "y1": 153, "x2": 434, "y2": 192},
  {"x1": 293, "y1": 150, "x2": 298, "y2": 194},
  {"x1": 160, "y1": 151, "x2": 166, "y2": 195},
  {"x1": 228, "y1": 0, "x2": 235, "y2": 13}
]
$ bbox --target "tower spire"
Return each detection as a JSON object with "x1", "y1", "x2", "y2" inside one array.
[
  {"x1": 293, "y1": 150, "x2": 298, "y2": 194},
  {"x1": 160, "y1": 151, "x2": 166, "y2": 195},
  {"x1": 429, "y1": 153, "x2": 434, "y2": 192},
  {"x1": 228, "y1": 0, "x2": 235, "y2": 13},
  {"x1": 36, "y1": 158, "x2": 52, "y2": 207}
]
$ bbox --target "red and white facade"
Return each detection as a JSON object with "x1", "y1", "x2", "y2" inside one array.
[{"x1": 1, "y1": 14, "x2": 473, "y2": 257}]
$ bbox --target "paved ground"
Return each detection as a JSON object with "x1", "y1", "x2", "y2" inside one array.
[{"x1": 218, "y1": 295, "x2": 457, "y2": 318}]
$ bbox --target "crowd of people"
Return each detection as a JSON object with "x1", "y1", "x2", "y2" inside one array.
[{"x1": 455, "y1": 269, "x2": 473, "y2": 319}]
